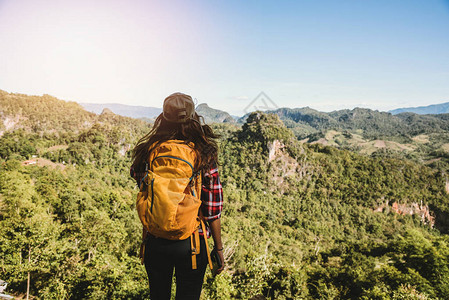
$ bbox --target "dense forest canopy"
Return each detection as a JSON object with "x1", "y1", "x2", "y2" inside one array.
[{"x1": 1, "y1": 91, "x2": 449, "y2": 299}]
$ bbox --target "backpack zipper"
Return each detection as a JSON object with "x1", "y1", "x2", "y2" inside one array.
[
  {"x1": 150, "y1": 178, "x2": 155, "y2": 213},
  {"x1": 151, "y1": 155, "x2": 194, "y2": 171}
]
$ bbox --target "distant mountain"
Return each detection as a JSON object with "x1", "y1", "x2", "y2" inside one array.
[
  {"x1": 268, "y1": 106, "x2": 449, "y2": 139},
  {"x1": 79, "y1": 102, "x2": 162, "y2": 119},
  {"x1": 389, "y1": 102, "x2": 449, "y2": 115},
  {"x1": 79, "y1": 102, "x2": 235, "y2": 124},
  {"x1": 195, "y1": 103, "x2": 235, "y2": 124}
]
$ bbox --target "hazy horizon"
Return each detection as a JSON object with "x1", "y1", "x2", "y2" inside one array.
[
  {"x1": 3, "y1": 87, "x2": 449, "y2": 117},
  {"x1": 75, "y1": 93, "x2": 448, "y2": 116}
]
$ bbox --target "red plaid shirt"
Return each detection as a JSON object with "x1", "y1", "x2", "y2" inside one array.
[
  {"x1": 200, "y1": 163, "x2": 223, "y2": 222},
  {"x1": 130, "y1": 162, "x2": 223, "y2": 235}
]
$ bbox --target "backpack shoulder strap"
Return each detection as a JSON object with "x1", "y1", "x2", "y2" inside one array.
[{"x1": 199, "y1": 210, "x2": 213, "y2": 270}]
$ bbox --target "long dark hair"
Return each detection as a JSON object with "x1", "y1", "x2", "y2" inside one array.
[{"x1": 131, "y1": 112, "x2": 219, "y2": 174}]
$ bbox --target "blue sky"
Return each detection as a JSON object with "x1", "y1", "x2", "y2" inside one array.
[{"x1": 0, "y1": 0, "x2": 448, "y2": 115}]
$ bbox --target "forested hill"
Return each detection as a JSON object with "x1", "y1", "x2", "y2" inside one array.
[
  {"x1": 196, "y1": 103, "x2": 235, "y2": 124},
  {"x1": 0, "y1": 90, "x2": 148, "y2": 135},
  {"x1": 0, "y1": 90, "x2": 96, "y2": 133},
  {"x1": 1, "y1": 92, "x2": 449, "y2": 299},
  {"x1": 269, "y1": 106, "x2": 449, "y2": 139}
]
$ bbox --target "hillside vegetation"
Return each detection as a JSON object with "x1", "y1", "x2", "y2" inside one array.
[
  {"x1": 269, "y1": 107, "x2": 449, "y2": 174},
  {"x1": 1, "y1": 92, "x2": 449, "y2": 299}
]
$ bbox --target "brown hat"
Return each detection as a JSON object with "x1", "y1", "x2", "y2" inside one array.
[{"x1": 162, "y1": 92, "x2": 195, "y2": 123}]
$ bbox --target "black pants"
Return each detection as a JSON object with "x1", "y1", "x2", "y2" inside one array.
[{"x1": 144, "y1": 235, "x2": 208, "y2": 300}]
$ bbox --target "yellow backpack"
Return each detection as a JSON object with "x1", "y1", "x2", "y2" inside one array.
[{"x1": 136, "y1": 140, "x2": 202, "y2": 240}]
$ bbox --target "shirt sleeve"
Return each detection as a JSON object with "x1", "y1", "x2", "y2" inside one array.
[{"x1": 200, "y1": 162, "x2": 223, "y2": 222}]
